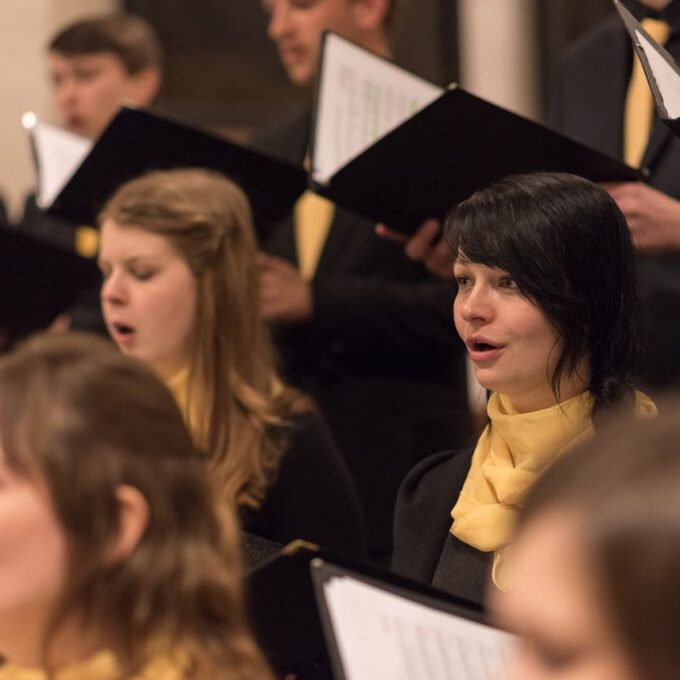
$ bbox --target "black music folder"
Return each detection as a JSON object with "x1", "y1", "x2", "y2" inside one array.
[
  {"x1": 244, "y1": 540, "x2": 503, "y2": 679},
  {"x1": 38, "y1": 107, "x2": 308, "y2": 231},
  {"x1": 312, "y1": 559, "x2": 515, "y2": 680},
  {"x1": 310, "y1": 32, "x2": 644, "y2": 233},
  {"x1": 614, "y1": 0, "x2": 680, "y2": 136},
  {"x1": 0, "y1": 227, "x2": 99, "y2": 346}
]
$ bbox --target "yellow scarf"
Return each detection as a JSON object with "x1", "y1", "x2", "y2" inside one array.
[
  {"x1": 0, "y1": 649, "x2": 183, "y2": 680},
  {"x1": 165, "y1": 367, "x2": 205, "y2": 447},
  {"x1": 451, "y1": 390, "x2": 657, "y2": 589}
]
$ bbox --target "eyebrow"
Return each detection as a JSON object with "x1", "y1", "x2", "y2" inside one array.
[{"x1": 97, "y1": 254, "x2": 161, "y2": 267}]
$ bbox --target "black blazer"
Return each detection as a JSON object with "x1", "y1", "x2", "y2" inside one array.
[
  {"x1": 548, "y1": 0, "x2": 680, "y2": 390},
  {"x1": 242, "y1": 410, "x2": 367, "y2": 560},
  {"x1": 252, "y1": 112, "x2": 472, "y2": 559},
  {"x1": 391, "y1": 447, "x2": 490, "y2": 607}
]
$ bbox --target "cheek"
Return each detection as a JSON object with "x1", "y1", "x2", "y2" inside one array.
[
  {"x1": 0, "y1": 498, "x2": 68, "y2": 619},
  {"x1": 452, "y1": 298, "x2": 464, "y2": 337},
  {"x1": 512, "y1": 308, "x2": 559, "y2": 355},
  {"x1": 159, "y1": 280, "x2": 198, "y2": 345}
]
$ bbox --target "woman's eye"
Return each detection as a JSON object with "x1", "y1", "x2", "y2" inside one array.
[
  {"x1": 132, "y1": 270, "x2": 155, "y2": 281},
  {"x1": 455, "y1": 275, "x2": 471, "y2": 287},
  {"x1": 500, "y1": 277, "x2": 517, "y2": 289}
]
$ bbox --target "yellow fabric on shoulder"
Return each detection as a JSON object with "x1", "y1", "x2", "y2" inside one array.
[
  {"x1": 450, "y1": 390, "x2": 657, "y2": 589},
  {"x1": 0, "y1": 649, "x2": 184, "y2": 680}
]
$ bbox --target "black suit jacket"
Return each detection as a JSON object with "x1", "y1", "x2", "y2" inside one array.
[
  {"x1": 391, "y1": 447, "x2": 490, "y2": 607},
  {"x1": 253, "y1": 112, "x2": 472, "y2": 560},
  {"x1": 242, "y1": 410, "x2": 367, "y2": 560},
  {"x1": 548, "y1": 0, "x2": 680, "y2": 390}
]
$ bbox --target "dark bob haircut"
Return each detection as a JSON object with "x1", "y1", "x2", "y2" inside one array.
[{"x1": 444, "y1": 172, "x2": 638, "y2": 422}]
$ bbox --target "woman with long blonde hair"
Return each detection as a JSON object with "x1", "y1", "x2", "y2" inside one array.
[{"x1": 97, "y1": 168, "x2": 365, "y2": 556}]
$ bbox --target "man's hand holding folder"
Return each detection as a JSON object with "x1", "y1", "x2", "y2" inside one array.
[{"x1": 602, "y1": 180, "x2": 680, "y2": 252}]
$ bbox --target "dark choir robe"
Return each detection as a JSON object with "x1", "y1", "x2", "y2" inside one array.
[{"x1": 548, "y1": 0, "x2": 680, "y2": 391}]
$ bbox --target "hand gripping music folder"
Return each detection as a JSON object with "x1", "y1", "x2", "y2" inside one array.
[
  {"x1": 309, "y1": 32, "x2": 645, "y2": 234},
  {"x1": 0, "y1": 226, "x2": 99, "y2": 347},
  {"x1": 43, "y1": 107, "x2": 308, "y2": 235},
  {"x1": 614, "y1": 0, "x2": 680, "y2": 136},
  {"x1": 243, "y1": 539, "x2": 492, "y2": 679}
]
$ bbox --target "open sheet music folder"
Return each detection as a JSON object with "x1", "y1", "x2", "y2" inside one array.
[
  {"x1": 244, "y1": 540, "x2": 505, "y2": 678},
  {"x1": 311, "y1": 559, "x2": 515, "y2": 680},
  {"x1": 38, "y1": 107, "x2": 308, "y2": 233},
  {"x1": 310, "y1": 32, "x2": 644, "y2": 233},
  {"x1": 614, "y1": 0, "x2": 680, "y2": 135},
  {"x1": 22, "y1": 113, "x2": 93, "y2": 212}
]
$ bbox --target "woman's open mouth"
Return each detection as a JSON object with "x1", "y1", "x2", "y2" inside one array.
[{"x1": 467, "y1": 338, "x2": 504, "y2": 362}]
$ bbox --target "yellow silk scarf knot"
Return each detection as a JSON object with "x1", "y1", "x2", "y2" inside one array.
[{"x1": 451, "y1": 390, "x2": 657, "y2": 590}]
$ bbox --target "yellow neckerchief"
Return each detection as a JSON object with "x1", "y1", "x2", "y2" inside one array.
[
  {"x1": 450, "y1": 390, "x2": 657, "y2": 590},
  {"x1": 165, "y1": 367, "x2": 286, "y2": 450},
  {"x1": 0, "y1": 649, "x2": 184, "y2": 680},
  {"x1": 165, "y1": 366, "x2": 205, "y2": 447}
]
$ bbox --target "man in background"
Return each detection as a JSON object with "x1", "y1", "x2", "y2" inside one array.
[
  {"x1": 256, "y1": 0, "x2": 471, "y2": 562},
  {"x1": 17, "y1": 14, "x2": 163, "y2": 332},
  {"x1": 48, "y1": 13, "x2": 162, "y2": 142},
  {"x1": 547, "y1": 0, "x2": 680, "y2": 392},
  {"x1": 20, "y1": 13, "x2": 162, "y2": 249}
]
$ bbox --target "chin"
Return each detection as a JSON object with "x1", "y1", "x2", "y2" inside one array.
[
  {"x1": 472, "y1": 371, "x2": 500, "y2": 394},
  {"x1": 286, "y1": 64, "x2": 315, "y2": 87}
]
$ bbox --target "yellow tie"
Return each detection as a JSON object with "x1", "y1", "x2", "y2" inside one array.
[
  {"x1": 294, "y1": 190, "x2": 334, "y2": 281},
  {"x1": 624, "y1": 18, "x2": 671, "y2": 167}
]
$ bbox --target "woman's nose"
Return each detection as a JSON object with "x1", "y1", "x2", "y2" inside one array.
[
  {"x1": 101, "y1": 272, "x2": 126, "y2": 305},
  {"x1": 458, "y1": 285, "x2": 494, "y2": 323}
]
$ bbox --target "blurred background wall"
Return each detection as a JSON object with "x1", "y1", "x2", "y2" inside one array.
[{"x1": 0, "y1": 0, "x2": 616, "y2": 220}]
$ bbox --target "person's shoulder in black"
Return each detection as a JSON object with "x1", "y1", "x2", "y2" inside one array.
[
  {"x1": 392, "y1": 447, "x2": 474, "y2": 584},
  {"x1": 242, "y1": 408, "x2": 367, "y2": 560}
]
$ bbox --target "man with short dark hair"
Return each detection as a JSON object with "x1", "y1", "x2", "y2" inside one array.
[
  {"x1": 17, "y1": 14, "x2": 164, "y2": 332},
  {"x1": 47, "y1": 14, "x2": 162, "y2": 140},
  {"x1": 256, "y1": 0, "x2": 470, "y2": 563}
]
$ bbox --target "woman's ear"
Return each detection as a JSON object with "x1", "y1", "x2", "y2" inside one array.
[{"x1": 109, "y1": 485, "x2": 149, "y2": 563}]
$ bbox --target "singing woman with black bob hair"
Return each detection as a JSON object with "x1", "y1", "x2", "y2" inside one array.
[{"x1": 392, "y1": 172, "x2": 656, "y2": 605}]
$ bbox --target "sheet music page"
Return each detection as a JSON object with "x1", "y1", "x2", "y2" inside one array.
[
  {"x1": 24, "y1": 114, "x2": 93, "y2": 209},
  {"x1": 313, "y1": 33, "x2": 443, "y2": 185},
  {"x1": 323, "y1": 576, "x2": 515, "y2": 680},
  {"x1": 636, "y1": 30, "x2": 680, "y2": 119}
]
